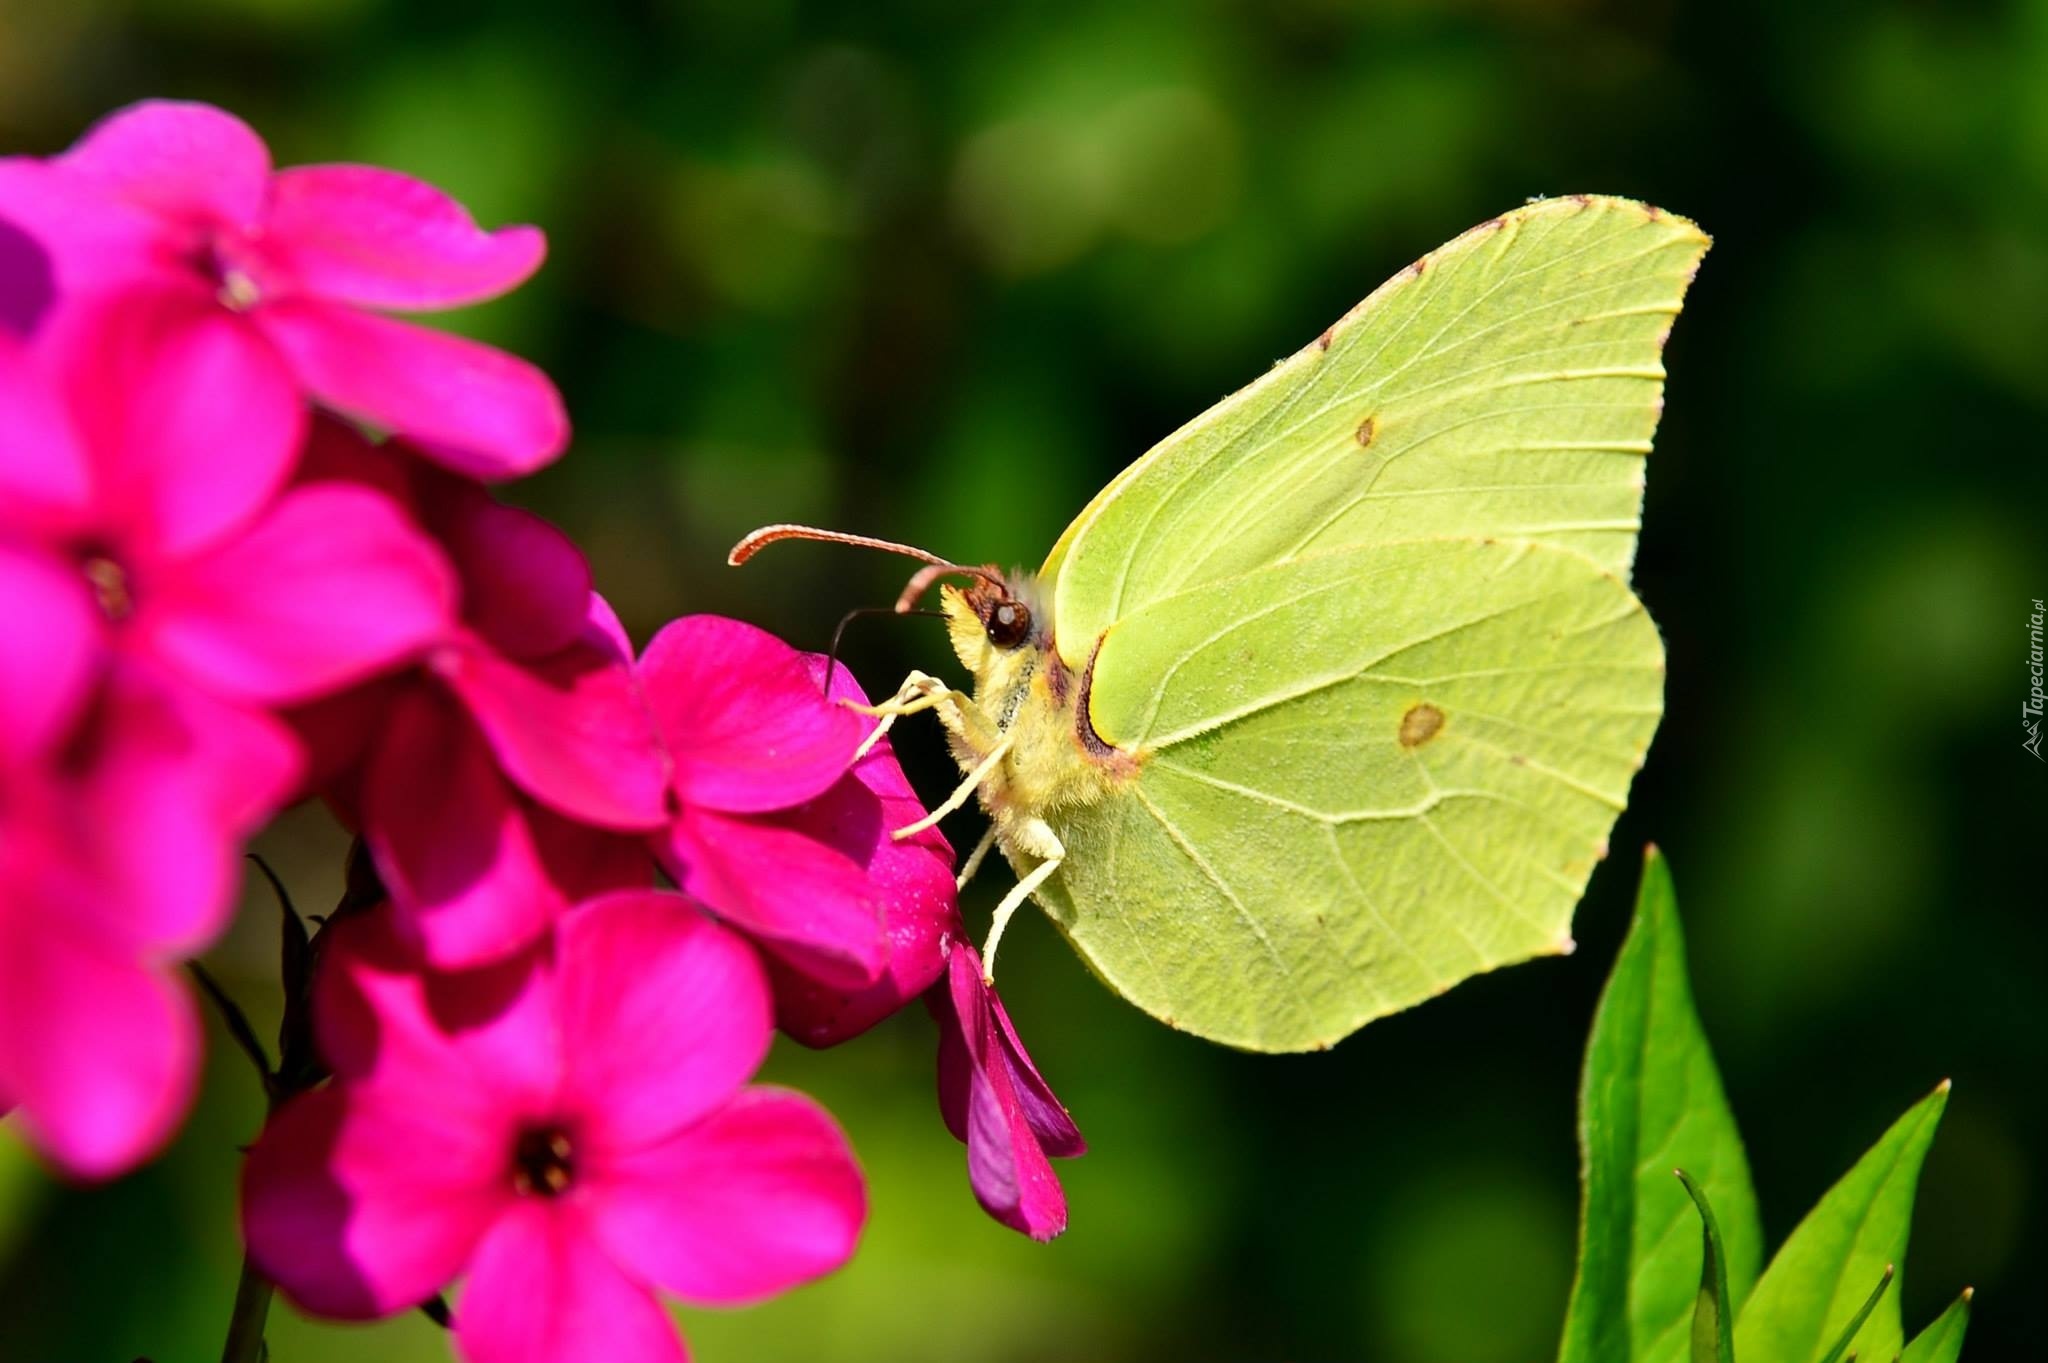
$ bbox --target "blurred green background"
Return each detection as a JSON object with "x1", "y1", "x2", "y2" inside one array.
[{"x1": 1, "y1": 0, "x2": 2042, "y2": 1359}]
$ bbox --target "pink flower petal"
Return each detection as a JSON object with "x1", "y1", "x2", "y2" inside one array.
[
  {"x1": 430, "y1": 485, "x2": 592, "y2": 660},
  {"x1": 0, "y1": 158, "x2": 174, "y2": 297},
  {"x1": 60, "y1": 660, "x2": 300, "y2": 955},
  {"x1": 46, "y1": 285, "x2": 303, "y2": 558},
  {"x1": 0, "y1": 540, "x2": 102, "y2": 762},
  {"x1": 0, "y1": 914, "x2": 197, "y2": 1180},
  {"x1": 931, "y1": 944, "x2": 1082, "y2": 1240},
  {"x1": 312, "y1": 904, "x2": 560, "y2": 1113},
  {"x1": 141, "y1": 482, "x2": 456, "y2": 705},
  {"x1": 295, "y1": 412, "x2": 423, "y2": 512},
  {"x1": 257, "y1": 298, "x2": 567, "y2": 480},
  {"x1": 589, "y1": 1087, "x2": 864, "y2": 1306},
  {"x1": 658, "y1": 808, "x2": 885, "y2": 989},
  {"x1": 283, "y1": 674, "x2": 407, "y2": 806},
  {"x1": 363, "y1": 688, "x2": 566, "y2": 969},
  {"x1": 261, "y1": 165, "x2": 545, "y2": 310},
  {"x1": 433, "y1": 627, "x2": 670, "y2": 831},
  {"x1": 640, "y1": 615, "x2": 865, "y2": 815},
  {"x1": 242, "y1": 1083, "x2": 509, "y2": 1319},
  {"x1": 555, "y1": 892, "x2": 770, "y2": 1151},
  {"x1": 768, "y1": 660, "x2": 958, "y2": 1046},
  {"x1": 0, "y1": 321, "x2": 94, "y2": 532},
  {"x1": 456, "y1": 1202, "x2": 686, "y2": 1363},
  {"x1": 59, "y1": 100, "x2": 271, "y2": 228}
]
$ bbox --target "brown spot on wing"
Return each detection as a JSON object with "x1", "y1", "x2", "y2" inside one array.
[
  {"x1": 1316, "y1": 326, "x2": 1335, "y2": 351},
  {"x1": 1355, "y1": 414, "x2": 1377, "y2": 448},
  {"x1": 1398, "y1": 703, "x2": 1445, "y2": 748}
]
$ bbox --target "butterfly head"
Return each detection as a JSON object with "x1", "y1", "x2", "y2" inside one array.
[{"x1": 940, "y1": 570, "x2": 1045, "y2": 677}]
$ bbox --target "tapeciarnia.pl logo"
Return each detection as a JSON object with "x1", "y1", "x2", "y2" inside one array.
[{"x1": 2027, "y1": 598, "x2": 2045, "y2": 760}]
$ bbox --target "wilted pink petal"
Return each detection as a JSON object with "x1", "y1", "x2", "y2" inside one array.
[
  {"x1": 48, "y1": 286, "x2": 302, "y2": 558},
  {"x1": 660, "y1": 808, "x2": 885, "y2": 989},
  {"x1": 431, "y1": 486, "x2": 592, "y2": 660},
  {"x1": 363, "y1": 688, "x2": 569, "y2": 969},
  {"x1": 311, "y1": 906, "x2": 560, "y2": 1110},
  {"x1": 0, "y1": 540, "x2": 101, "y2": 761},
  {"x1": 590, "y1": 1088, "x2": 865, "y2": 1306},
  {"x1": 557, "y1": 891, "x2": 769, "y2": 1151},
  {"x1": 140, "y1": 483, "x2": 454, "y2": 704},
  {"x1": 456, "y1": 1202, "x2": 685, "y2": 1363},
  {"x1": 434, "y1": 625, "x2": 669, "y2": 831},
  {"x1": 257, "y1": 298, "x2": 567, "y2": 479},
  {"x1": 59, "y1": 100, "x2": 271, "y2": 227},
  {"x1": 263, "y1": 165, "x2": 545, "y2": 310},
  {"x1": 243, "y1": 1083, "x2": 508, "y2": 1319},
  {"x1": 641, "y1": 615, "x2": 866, "y2": 815},
  {"x1": 0, "y1": 915, "x2": 197, "y2": 1180},
  {"x1": 767, "y1": 660, "x2": 957, "y2": 1046},
  {"x1": 932, "y1": 944, "x2": 1083, "y2": 1240}
]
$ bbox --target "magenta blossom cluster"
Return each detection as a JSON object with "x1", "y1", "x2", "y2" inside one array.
[{"x1": 0, "y1": 100, "x2": 1080, "y2": 1360}]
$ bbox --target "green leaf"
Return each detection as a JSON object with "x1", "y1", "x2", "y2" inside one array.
[
  {"x1": 1815, "y1": 1264, "x2": 1893, "y2": 1363},
  {"x1": 1674, "y1": 1170, "x2": 1735, "y2": 1363},
  {"x1": 1733, "y1": 1082, "x2": 1949, "y2": 1363},
  {"x1": 1898, "y1": 1289, "x2": 1973, "y2": 1363},
  {"x1": 1559, "y1": 848, "x2": 1763, "y2": 1363}
]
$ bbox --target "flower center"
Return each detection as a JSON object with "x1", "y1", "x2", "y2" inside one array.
[
  {"x1": 80, "y1": 553, "x2": 133, "y2": 621},
  {"x1": 510, "y1": 1124, "x2": 576, "y2": 1198},
  {"x1": 196, "y1": 231, "x2": 265, "y2": 311}
]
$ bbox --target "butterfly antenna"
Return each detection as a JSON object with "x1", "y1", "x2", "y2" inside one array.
[
  {"x1": 822, "y1": 606, "x2": 945, "y2": 696},
  {"x1": 728, "y1": 523, "x2": 1005, "y2": 612}
]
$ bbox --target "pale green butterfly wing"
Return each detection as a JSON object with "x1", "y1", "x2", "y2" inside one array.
[
  {"x1": 1031, "y1": 537, "x2": 1662, "y2": 1051},
  {"x1": 1041, "y1": 195, "x2": 1706, "y2": 667}
]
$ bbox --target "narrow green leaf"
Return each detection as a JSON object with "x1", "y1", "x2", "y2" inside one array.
[
  {"x1": 1897, "y1": 1288, "x2": 1973, "y2": 1363},
  {"x1": 1559, "y1": 848, "x2": 1763, "y2": 1363},
  {"x1": 1675, "y1": 1170, "x2": 1735, "y2": 1363},
  {"x1": 1815, "y1": 1264, "x2": 1893, "y2": 1363},
  {"x1": 1734, "y1": 1082, "x2": 1949, "y2": 1363}
]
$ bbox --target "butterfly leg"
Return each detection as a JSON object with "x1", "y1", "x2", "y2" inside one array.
[
  {"x1": 955, "y1": 824, "x2": 998, "y2": 892},
  {"x1": 892, "y1": 734, "x2": 1013, "y2": 840},
  {"x1": 981, "y1": 818, "x2": 1064, "y2": 983}
]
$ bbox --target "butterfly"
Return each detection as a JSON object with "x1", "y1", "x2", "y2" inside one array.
[{"x1": 734, "y1": 195, "x2": 1708, "y2": 1053}]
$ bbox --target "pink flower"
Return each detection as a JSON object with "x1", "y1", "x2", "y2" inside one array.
[
  {"x1": 0, "y1": 100, "x2": 565, "y2": 476},
  {"x1": 242, "y1": 890, "x2": 866, "y2": 1363},
  {"x1": 0, "y1": 634, "x2": 297, "y2": 1175},
  {"x1": 294, "y1": 427, "x2": 669, "y2": 967},
  {"x1": 930, "y1": 943, "x2": 1084, "y2": 1240},
  {"x1": 764, "y1": 659, "x2": 959, "y2": 1048},
  {"x1": 0, "y1": 289, "x2": 456, "y2": 714},
  {"x1": 638, "y1": 616, "x2": 887, "y2": 990}
]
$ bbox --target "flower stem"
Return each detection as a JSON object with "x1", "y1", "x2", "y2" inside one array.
[{"x1": 219, "y1": 1258, "x2": 275, "y2": 1363}]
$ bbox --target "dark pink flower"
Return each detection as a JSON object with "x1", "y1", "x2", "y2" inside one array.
[
  {"x1": 930, "y1": 942, "x2": 1085, "y2": 1240},
  {"x1": 764, "y1": 659, "x2": 958, "y2": 1047},
  {"x1": 0, "y1": 100, "x2": 564, "y2": 476},
  {"x1": 638, "y1": 616, "x2": 886, "y2": 990},
  {"x1": 294, "y1": 432, "x2": 669, "y2": 967},
  {"x1": 0, "y1": 289, "x2": 456, "y2": 713},
  {"x1": 0, "y1": 653, "x2": 298, "y2": 1177},
  {"x1": 242, "y1": 890, "x2": 866, "y2": 1363}
]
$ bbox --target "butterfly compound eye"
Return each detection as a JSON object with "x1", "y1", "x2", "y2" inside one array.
[{"x1": 986, "y1": 599, "x2": 1032, "y2": 648}]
